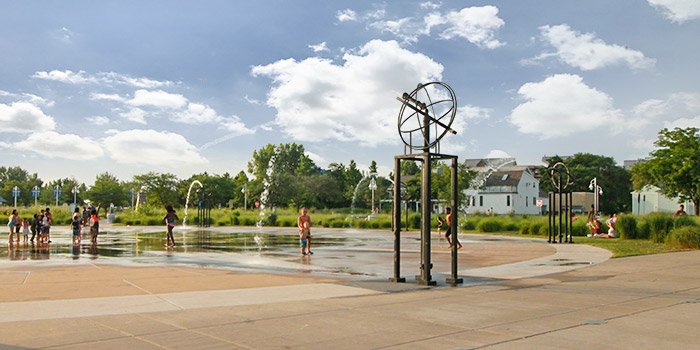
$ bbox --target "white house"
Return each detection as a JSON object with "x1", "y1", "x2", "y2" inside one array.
[
  {"x1": 465, "y1": 166, "x2": 541, "y2": 215},
  {"x1": 631, "y1": 185, "x2": 695, "y2": 215}
]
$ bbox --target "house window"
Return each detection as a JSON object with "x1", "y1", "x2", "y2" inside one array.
[
  {"x1": 506, "y1": 195, "x2": 510, "y2": 206},
  {"x1": 533, "y1": 197, "x2": 536, "y2": 206},
  {"x1": 526, "y1": 196, "x2": 528, "y2": 207},
  {"x1": 501, "y1": 174, "x2": 508, "y2": 181},
  {"x1": 479, "y1": 196, "x2": 483, "y2": 207},
  {"x1": 472, "y1": 197, "x2": 475, "y2": 206}
]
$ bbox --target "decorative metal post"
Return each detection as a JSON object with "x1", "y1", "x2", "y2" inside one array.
[
  {"x1": 548, "y1": 162, "x2": 573, "y2": 244},
  {"x1": 32, "y1": 186, "x2": 40, "y2": 208},
  {"x1": 12, "y1": 186, "x2": 20, "y2": 208},
  {"x1": 393, "y1": 81, "x2": 460, "y2": 286}
]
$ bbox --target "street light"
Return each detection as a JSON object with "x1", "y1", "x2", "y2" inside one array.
[
  {"x1": 31, "y1": 186, "x2": 40, "y2": 207},
  {"x1": 53, "y1": 185, "x2": 62, "y2": 207},
  {"x1": 130, "y1": 188, "x2": 135, "y2": 209},
  {"x1": 588, "y1": 177, "x2": 603, "y2": 212},
  {"x1": 241, "y1": 184, "x2": 247, "y2": 211},
  {"x1": 72, "y1": 186, "x2": 79, "y2": 205},
  {"x1": 369, "y1": 172, "x2": 378, "y2": 214},
  {"x1": 11, "y1": 186, "x2": 20, "y2": 208}
]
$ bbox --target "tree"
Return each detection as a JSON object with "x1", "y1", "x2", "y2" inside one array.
[
  {"x1": 539, "y1": 153, "x2": 631, "y2": 213},
  {"x1": 87, "y1": 173, "x2": 128, "y2": 207},
  {"x1": 632, "y1": 127, "x2": 700, "y2": 215},
  {"x1": 0, "y1": 166, "x2": 42, "y2": 207},
  {"x1": 133, "y1": 172, "x2": 179, "y2": 208}
]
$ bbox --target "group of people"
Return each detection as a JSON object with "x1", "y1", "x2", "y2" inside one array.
[
  {"x1": 7, "y1": 208, "x2": 54, "y2": 244},
  {"x1": 6, "y1": 204, "x2": 101, "y2": 245},
  {"x1": 586, "y1": 205, "x2": 617, "y2": 238}
]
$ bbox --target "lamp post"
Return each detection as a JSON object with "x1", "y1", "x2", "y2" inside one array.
[
  {"x1": 72, "y1": 186, "x2": 79, "y2": 205},
  {"x1": 242, "y1": 184, "x2": 247, "y2": 211},
  {"x1": 588, "y1": 177, "x2": 603, "y2": 212},
  {"x1": 53, "y1": 185, "x2": 62, "y2": 207},
  {"x1": 32, "y1": 186, "x2": 40, "y2": 207},
  {"x1": 369, "y1": 173, "x2": 377, "y2": 214},
  {"x1": 11, "y1": 186, "x2": 20, "y2": 208},
  {"x1": 130, "y1": 188, "x2": 135, "y2": 209}
]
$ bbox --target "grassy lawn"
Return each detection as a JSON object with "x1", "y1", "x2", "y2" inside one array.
[{"x1": 468, "y1": 231, "x2": 685, "y2": 258}]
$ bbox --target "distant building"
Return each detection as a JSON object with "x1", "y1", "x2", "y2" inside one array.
[
  {"x1": 0, "y1": 195, "x2": 6, "y2": 206},
  {"x1": 464, "y1": 165, "x2": 541, "y2": 215},
  {"x1": 631, "y1": 185, "x2": 695, "y2": 215},
  {"x1": 623, "y1": 159, "x2": 646, "y2": 171}
]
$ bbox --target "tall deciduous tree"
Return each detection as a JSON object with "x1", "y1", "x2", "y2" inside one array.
[
  {"x1": 133, "y1": 172, "x2": 179, "y2": 208},
  {"x1": 87, "y1": 172, "x2": 128, "y2": 207},
  {"x1": 632, "y1": 127, "x2": 700, "y2": 215}
]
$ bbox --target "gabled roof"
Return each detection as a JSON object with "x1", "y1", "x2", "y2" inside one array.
[
  {"x1": 463, "y1": 158, "x2": 517, "y2": 168},
  {"x1": 483, "y1": 170, "x2": 524, "y2": 187}
]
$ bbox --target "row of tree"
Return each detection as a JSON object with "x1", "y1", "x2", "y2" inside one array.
[{"x1": 3, "y1": 127, "x2": 698, "y2": 214}]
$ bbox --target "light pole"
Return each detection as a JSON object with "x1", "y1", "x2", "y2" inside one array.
[
  {"x1": 32, "y1": 186, "x2": 40, "y2": 207},
  {"x1": 242, "y1": 184, "x2": 247, "y2": 211},
  {"x1": 130, "y1": 188, "x2": 135, "y2": 209},
  {"x1": 53, "y1": 185, "x2": 62, "y2": 207},
  {"x1": 369, "y1": 172, "x2": 377, "y2": 214},
  {"x1": 11, "y1": 186, "x2": 20, "y2": 208},
  {"x1": 588, "y1": 177, "x2": 603, "y2": 212},
  {"x1": 72, "y1": 186, "x2": 79, "y2": 205}
]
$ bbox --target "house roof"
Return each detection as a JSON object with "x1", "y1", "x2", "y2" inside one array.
[
  {"x1": 463, "y1": 158, "x2": 517, "y2": 168},
  {"x1": 0, "y1": 195, "x2": 6, "y2": 203},
  {"x1": 483, "y1": 170, "x2": 524, "y2": 187}
]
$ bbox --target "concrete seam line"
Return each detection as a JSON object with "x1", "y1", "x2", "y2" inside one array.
[
  {"x1": 21, "y1": 271, "x2": 30, "y2": 284},
  {"x1": 89, "y1": 318, "x2": 172, "y2": 350},
  {"x1": 123, "y1": 279, "x2": 186, "y2": 311}
]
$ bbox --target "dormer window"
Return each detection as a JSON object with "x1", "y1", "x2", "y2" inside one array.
[{"x1": 501, "y1": 174, "x2": 508, "y2": 181}]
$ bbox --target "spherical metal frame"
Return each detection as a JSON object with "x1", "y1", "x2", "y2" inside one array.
[
  {"x1": 550, "y1": 162, "x2": 572, "y2": 192},
  {"x1": 398, "y1": 82, "x2": 457, "y2": 151}
]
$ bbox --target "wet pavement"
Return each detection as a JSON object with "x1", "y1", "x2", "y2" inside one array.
[{"x1": 1, "y1": 225, "x2": 556, "y2": 279}]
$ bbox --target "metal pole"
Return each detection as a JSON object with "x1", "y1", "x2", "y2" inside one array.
[
  {"x1": 13, "y1": 186, "x2": 18, "y2": 208},
  {"x1": 569, "y1": 192, "x2": 574, "y2": 243},
  {"x1": 419, "y1": 112, "x2": 435, "y2": 285},
  {"x1": 34, "y1": 186, "x2": 38, "y2": 208},
  {"x1": 447, "y1": 157, "x2": 462, "y2": 284},
  {"x1": 390, "y1": 156, "x2": 405, "y2": 282},
  {"x1": 243, "y1": 184, "x2": 247, "y2": 211},
  {"x1": 548, "y1": 192, "x2": 553, "y2": 243},
  {"x1": 558, "y1": 188, "x2": 563, "y2": 243}
]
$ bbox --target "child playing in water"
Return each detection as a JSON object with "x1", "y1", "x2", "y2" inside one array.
[
  {"x1": 300, "y1": 221, "x2": 311, "y2": 255},
  {"x1": 297, "y1": 208, "x2": 312, "y2": 255},
  {"x1": 71, "y1": 208, "x2": 81, "y2": 244},
  {"x1": 22, "y1": 218, "x2": 29, "y2": 244},
  {"x1": 90, "y1": 208, "x2": 100, "y2": 243},
  {"x1": 163, "y1": 204, "x2": 179, "y2": 247}
]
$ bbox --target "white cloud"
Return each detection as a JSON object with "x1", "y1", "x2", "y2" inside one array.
[
  {"x1": 337, "y1": 9, "x2": 358, "y2": 22},
  {"x1": 420, "y1": 2, "x2": 442, "y2": 10},
  {"x1": 508, "y1": 74, "x2": 622, "y2": 138},
  {"x1": 252, "y1": 39, "x2": 443, "y2": 146},
  {"x1": 54, "y1": 27, "x2": 75, "y2": 43},
  {"x1": 0, "y1": 141, "x2": 9, "y2": 149},
  {"x1": 90, "y1": 93, "x2": 126, "y2": 102},
  {"x1": 244, "y1": 95, "x2": 261, "y2": 105},
  {"x1": 0, "y1": 102, "x2": 56, "y2": 133},
  {"x1": 32, "y1": 70, "x2": 174, "y2": 88},
  {"x1": 0, "y1": 90, "x2": 54, "y2": 106},
  {"x1": 172, "y1": 103, "x2": 254, "y2": 135},
  {"x1": 648, "y1": 0, "x2": 700, "y2": 23},
  {"x1": 437, "y1": 6, "x2": 505, "y2": 49},
  {"x1": 103, "y1": 129, "x2": 208, "y2": 166},
  {"x1": 32, "y1": 70, "x2": 96, "y2": 84},
  {"x1": 305, "y1": 151, "x2": 326, "y2": 165},
  {"x1": 14, "y1": 131, "x2": 103, "y2": 159},
  {"x1": 86, "y1": 116, "x2": 110, "y2": 126},
  {"x1": 485, "y1": 149, "x2": 511, "y2": 158},
  {"x1": 529, "y1": 24, "x2": 655, "y2": 70},
  {"x1": 631, "y1": 92, "x2": 700, "y2": 128},
  {"x1": 664, "y1": 115, "x2": 700, "y2": 129},
  {"x1": 308, "y1": 42, "x2": 329, "y2": 52},
  {"x1": 119, "y1": 108, "x2": 147, "y2": 124},
  {"x1": 128, "y1": 89, "x2": 187, "y2": 109},
  {"x1": 362, "y1": 6, "x2": 505, "y2": 48}
]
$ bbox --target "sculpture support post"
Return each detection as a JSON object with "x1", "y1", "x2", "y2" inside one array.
[
  {"x1": 390, "y1": 157, "x2": 405, "y2": 282},
  {"x1": 418, "y1": 111, "x2": 435, "y2": 286},
  {"x1": 447, "y1": 157, "x2": 463, "y2": 284}
]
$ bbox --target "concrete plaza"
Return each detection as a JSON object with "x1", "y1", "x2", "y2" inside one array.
[{"x1": 0, "y1": 228, "x2": 698, "y2": 349}]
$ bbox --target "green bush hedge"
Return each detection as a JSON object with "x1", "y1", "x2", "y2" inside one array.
[
  {"x1": 666, "y1": 226, "x2": 700, "y2": 249},
  {"x1": 477, "y1": 219, "x2": 503, "y2": 232},
  {"x1": 617, "y1": 215, "x2": 638, "y2": 239},
  {"x1": 648, "y1": 213, "x2": 674, "y2": 243}
]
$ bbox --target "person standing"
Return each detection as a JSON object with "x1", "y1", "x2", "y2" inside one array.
[
  {"x1": 297, "y1": 208, "x2": 312, "y2": 255},
  {"x1": 71, "y1": 208, "x2": 82, "y2": 244},
  {"x1": 7, "y1": 209, "x2": 18, "y2": 243},
  {"x1": 90, "y1": 207, "x2": 100, "y2": 243},
  {"x1": 673, "y1": 204, "x2": 687, "y2": 216},
  {"x1": 443, "y1": 207, "x2": 462, "y2": 249},
  {"x1": 44, "y1": 208, "x2": 53, "y2": 243},
  {"x1": 163, "y1": 204, "x2": 179, "y2": 247},
  {"x1": 30, "y1": 214, "x2": 39, "y2": 242}
]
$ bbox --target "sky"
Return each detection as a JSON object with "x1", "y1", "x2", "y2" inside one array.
[{"x1": 1, "y1": 0, "x2": 699, "y2": 185}]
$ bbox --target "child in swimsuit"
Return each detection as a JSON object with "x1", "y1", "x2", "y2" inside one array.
[{"x1": 163, "y1": 204, "x2": 179, "y2": 247}]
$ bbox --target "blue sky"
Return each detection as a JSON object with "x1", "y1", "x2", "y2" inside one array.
[{"x1": 1, "y1": 0, "x2": 699, "y2": 184}]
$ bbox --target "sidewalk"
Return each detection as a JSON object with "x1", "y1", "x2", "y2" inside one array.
[{"x1": 1, "y1": 246, "x2": 698, "y2": 348}]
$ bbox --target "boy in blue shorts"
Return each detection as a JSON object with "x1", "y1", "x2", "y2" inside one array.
[{"x1": 300, "y1": 221, "x2": 310, "y2": 255}]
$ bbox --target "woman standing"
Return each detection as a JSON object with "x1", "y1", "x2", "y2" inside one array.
[{"x1": 7, "y1": 209, "x2": 18, "y2": 243}]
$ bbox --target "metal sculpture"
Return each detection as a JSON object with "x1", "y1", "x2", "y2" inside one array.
[
  {"x1": 548, "y1": 162, "x2": 574, "y2": 243},
  {"x1": 196, "y1": 187, "x2": 212, "y2": 228},
  {"x1": 391, "y1": 82, "x2": 461, "y2": 285}
]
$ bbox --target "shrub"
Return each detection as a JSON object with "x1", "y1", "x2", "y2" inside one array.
[
  {"x1": 666, "y1": 226, "x2": 700, "y2": 249},
  {"x1": 529, "y1": 221, "x2": 544, "y2": 236},
  {"x1": 331, "y1": 220, "x2": 345, "y2": 228},
  {"x1": 476, "y1": 219, "x2": 503, "y2": 233},
  {"x1": 266, "y1": 212, "x2": 278, "y2": 226},
  {"x1": 147, "y1": 218, "x2": 160, "y2": 225},
  {"x1": 113, "y1": 216, "x2": 123, "y2": 223},
  {"x1": 408, "y1": 213, "x2": 421, "y2": 230},
  {"x1": 571, "y1": 221, "x2": 589, "y2": 237},
  {"x1": 637, "y1": 220, "x2": 651, "y2": 239},
  {"x1": 647, "y1": 213, "x2": 674, "y2": 243},
  {"x1": 673, "y1": 215, "x2": 697, "y2": 229},
  {"x1": 617, "y1": 215, "x2": 638, "y2": 239},
  {"x1": 503, "y1": 222, "x2": 519, "y2": 231},
  {"x1": 462, "y1": 219, "x2": 478, "y2": 231},
  {"x1": 519, "y1": 222, "x2": 530, "y2": 235}
]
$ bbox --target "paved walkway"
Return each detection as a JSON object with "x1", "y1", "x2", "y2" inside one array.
[{"x1": 2, "y1": 239, "x2": 698, "y2": 349}]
